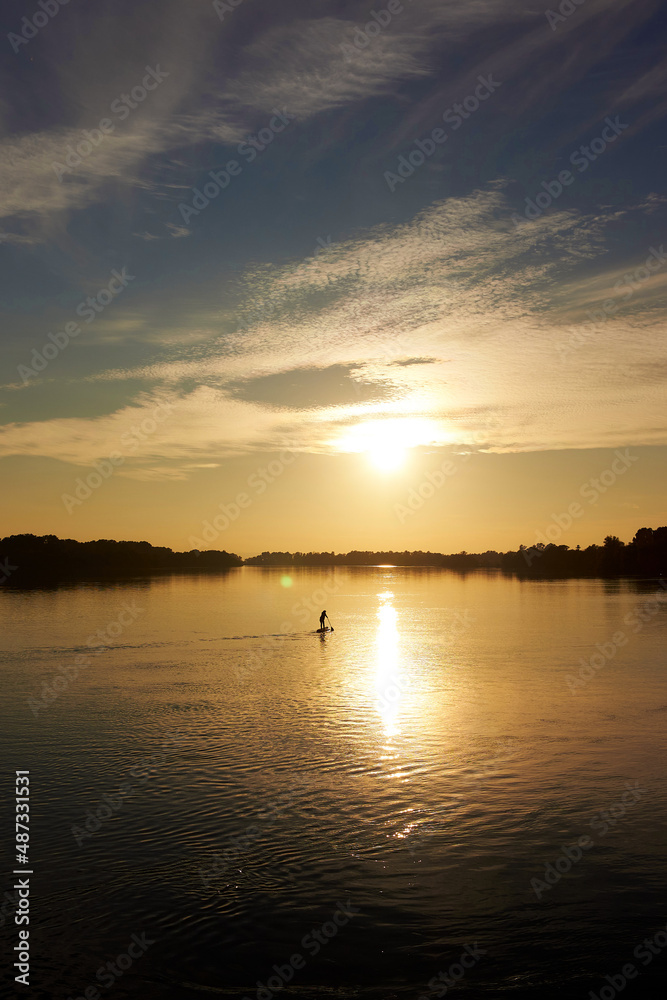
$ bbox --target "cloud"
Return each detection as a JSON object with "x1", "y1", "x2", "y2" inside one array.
[
  {"x1": 1, "y1": 0, "x2": 665, "y2": 471},
  {"x1": 2, "y1": 0, "x2": 662, "y2": 248},
  {"x1": 229, "y1": 364, "x2": 396, "y2": 410},
  {"x1": 0, "y1": 388, "x2": 290, "y2": 473},
  {"x1": 166, "y1": 223, "x2": 191, "y2": 238},
  {"x1": 2, "y1": 183, "x2": 664, "y2": 470},
  {"x1": 392, "y1": 358, "x2": 439, "y2": 367},
  {"x1": 381, "y1": 0, "x2": 666, "y2": 163},
  {"x1": 0, "y1": 6, "x2": 450, "y2": 241},
  {"x1": 222, "y1": 16, "x2": 433, "y2": 120},
  {"x1": 0, "y1": 115, "x2": 244, "y2": 241}
]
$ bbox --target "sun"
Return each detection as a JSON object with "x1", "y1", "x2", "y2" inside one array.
[
  {"x1": 337, "y1": 417, "x2": 441, "y2": 473},
  {"x1": 369, "y1": 443, "x2": 406, "y2": 472}
]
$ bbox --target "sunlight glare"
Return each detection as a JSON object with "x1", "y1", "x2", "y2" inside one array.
[
  {"x1": 370, "y1": 444, "x2": 406, "y2": 472},
  {"x1": 338, "y1": 417, "x2": 440, "y2": 473},
  {"x1": 376, "y1": 592, "x2": 402, "y2": 737}
]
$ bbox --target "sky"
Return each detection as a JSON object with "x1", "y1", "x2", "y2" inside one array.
[{"x1": 0, "y1": 0, "x2": 666, "y2": 556}]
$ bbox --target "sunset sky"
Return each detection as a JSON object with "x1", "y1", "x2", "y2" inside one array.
[{"x1": 1, "y1": 0, "x2": 665, "y2": 555}]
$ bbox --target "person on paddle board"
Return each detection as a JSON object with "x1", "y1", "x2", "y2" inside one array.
[{"x1": 319, "y1": 610, "x2": 327, "y2": 631}]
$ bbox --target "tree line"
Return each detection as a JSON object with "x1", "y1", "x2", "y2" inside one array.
[
  {"x1": 1, "y1": 527, "x2": 664, "y2": 584},
  {"x1": 244, "y1": 527, "x2": 667, "y2": 576},
  {"x1": 502, "y1": 527, "x2": 667, "y2": 577},
  {"x1": 244, "y1": 549, "x2": 500, "y2": 569},
  {"x1": 0, "y1": 534, "x2": 242, "y2": 584}
]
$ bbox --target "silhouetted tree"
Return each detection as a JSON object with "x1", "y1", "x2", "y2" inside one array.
[{"x1": 0, "y1": 534, "x2": 242, "y2": 585}]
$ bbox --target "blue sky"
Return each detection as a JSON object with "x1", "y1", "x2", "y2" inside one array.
[{"x1": 0, "y1": 0, "x2": 665, "y2": 551}]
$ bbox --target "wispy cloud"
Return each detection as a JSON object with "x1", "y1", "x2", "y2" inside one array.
[
  {"x1": 2, "y1": 184, "x2": 665, "y2": 471},
  {"x1": 1, "y1": 0, "x2": 665, "y2": 490},
  {"x1": 1, "y1": 0, "x2": 662, "y2": 247},
  {"x1": 0, "y1": 5, "x2": 446, "y2": 241}
]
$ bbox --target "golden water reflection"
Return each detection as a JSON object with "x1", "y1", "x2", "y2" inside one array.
[{"x1": 375, "y1": 591, "x2": 405, "y2": 737}]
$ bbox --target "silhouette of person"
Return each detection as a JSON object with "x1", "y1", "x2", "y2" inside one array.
[{"x1": 319, "y1": 610, "x2": 327, "y2": 630}]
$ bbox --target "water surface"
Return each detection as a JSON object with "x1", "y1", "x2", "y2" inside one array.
[{"x1": 2, "y1": 568, "x2": 666, "y2": 999}]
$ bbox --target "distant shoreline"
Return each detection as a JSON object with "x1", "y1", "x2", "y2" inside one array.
[{"x1": 1, "y1": 528, "x2": 665, "y2": 585}]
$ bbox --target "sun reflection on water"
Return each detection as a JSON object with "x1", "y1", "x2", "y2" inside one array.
[{"x1": 375, "y1": 591, "x2": 405, "y2": 738}]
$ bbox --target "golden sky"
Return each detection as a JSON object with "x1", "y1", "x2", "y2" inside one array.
[{"x1": 1, "y1": 0, "x2": 665, "y2": 553}]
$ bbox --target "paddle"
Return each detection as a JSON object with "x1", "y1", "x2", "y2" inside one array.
[{"x1": 326, "y1": 615, "x2": 334, "y2": 632}]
